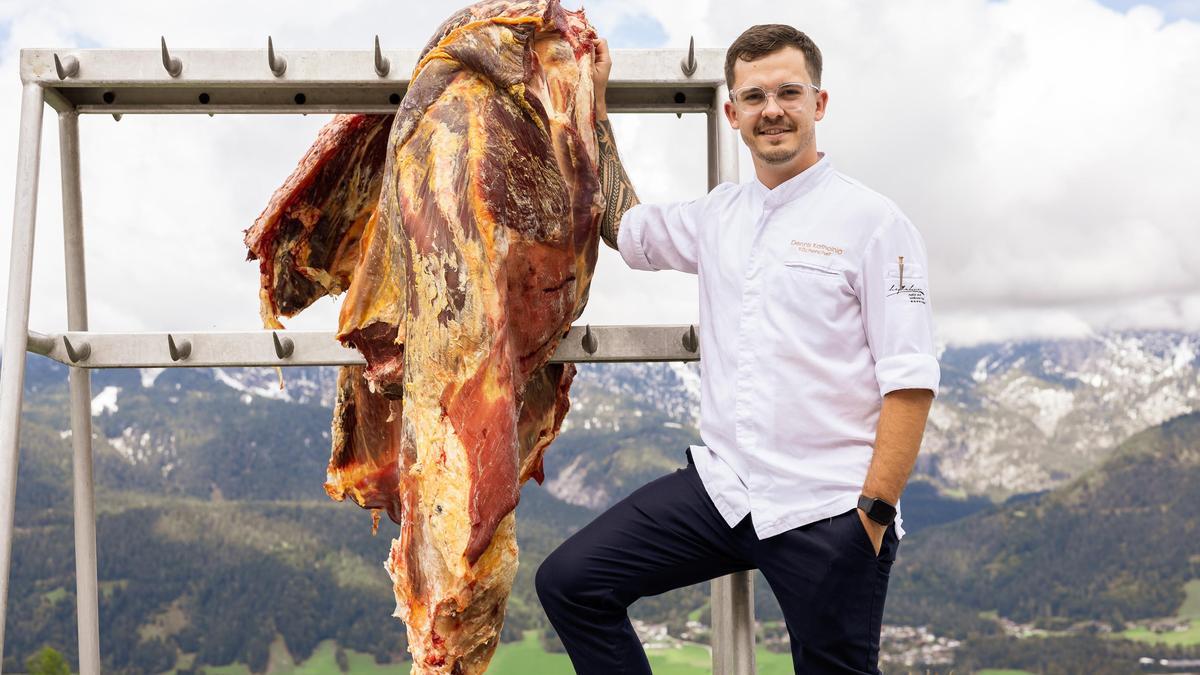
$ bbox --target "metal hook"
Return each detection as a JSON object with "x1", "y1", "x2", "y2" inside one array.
[
  {"x1": 268, "y1": 36, "x2": 287, "y2": 77},
  {"x1": 272, "y1": 331, "x2": 295, "y2": 359},
  {"x1": 168, "y1": 334, "x2": 192, "y2": 362},
  {"x1": 160, "y1": 36, "x2": 182, "y2": 77},
  {"x1": 682, "y1": 325, "x2": 699, "y2": 353},
  {"x1": 680, "y1": 36, "x2": 697, "y2": 77},
  {"x1": 54, "y1": 53, "x2": 80, "y2": 80},
  {"x1": 581, "y1": 324, "x2": 598, "y2": 355},
  {"x1": 62, "y1": 336, "x2": 91, "y2": 363},
  {"x1": 112, "y1": 114, "x2": 122, "y2": 122},
  {"x1": 374, "y1": 35, "x2": 390, "y2": 78}
]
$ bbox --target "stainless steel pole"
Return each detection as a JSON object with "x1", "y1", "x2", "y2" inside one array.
[
  {"x1": 713, "y1": 569, "x2": 756, "y2": 675},
  {"x1": 715, "y1": 84, "x2": 740, "y2": 182},
  {"x1": 59, "y1": 111, "x2": 101, "y2": 675},
  {"x1": 707, "y1": 106, "x2": 720, "y2": 191},
  {"x1": 0, "y1": 82, "x2": 46, "y2": 667},
  {"x1": 708, "y1": 82, "x2": 756, "y2": 675}
]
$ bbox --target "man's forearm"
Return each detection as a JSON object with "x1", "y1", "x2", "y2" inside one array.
[
  {"x1": 861, "y1": 389, "x2": 934, "y2": 505},
  {"x1": 596, "y1": 119, "x2": 640, "y2": 250}
]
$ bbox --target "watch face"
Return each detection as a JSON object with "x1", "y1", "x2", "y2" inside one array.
[{"x1": 860, "y1": 496, "x2": 896, "y2": 525}]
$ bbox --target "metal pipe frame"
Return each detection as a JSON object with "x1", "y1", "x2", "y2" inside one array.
[
  {"x1": 28, "y1": 326, "x2": 703, "y2": 368},
  {"x1": 1, "y1": 46, "x2": 758, "y2": 674},
  {"x1": 21, "y1": 47, "x2": 727, "y2": 115},
  {"x1": 708, "y1": 83, "x2": 755, "y2": 675},
  {"x1": 58, "y1": 111, "x2": 101, "y2": 675},
  {"x1": 0, "y1": 82, "x2": 46, "y2": 668}
]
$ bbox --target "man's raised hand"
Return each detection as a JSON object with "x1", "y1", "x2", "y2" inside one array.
[{"x1": 593, "y1": 37, "x2": 612, "y2": 120}]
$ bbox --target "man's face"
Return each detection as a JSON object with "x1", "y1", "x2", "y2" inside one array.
[{"x1": 724, "y1": 47, "x2": 827, "y2": 171}]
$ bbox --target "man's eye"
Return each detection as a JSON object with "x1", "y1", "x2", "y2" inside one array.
[
  {"x1": 778, "y1": 86, "x2": 806, "y2": 100},
  {"x1": 741, "y1": 91, "x2": 766, "y2": 104}
]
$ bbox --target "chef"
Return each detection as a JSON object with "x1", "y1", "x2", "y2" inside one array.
[{"x1": 537, "y1": 24, "x2": 939, "y2": 675}]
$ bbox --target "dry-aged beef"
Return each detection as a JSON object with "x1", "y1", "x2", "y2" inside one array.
[
  {"x1": 244, "y1": 113, "x2": 394, "y2": 327},
  {"x1": 244, "y1": 1, "x2": 600, "y2": 671}
]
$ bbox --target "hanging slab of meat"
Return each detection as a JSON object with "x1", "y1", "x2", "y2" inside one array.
[
  {"x1": 245, "y1": 0, "x2": 600, "y2": 672},
  {"x1": 244, "y1": 113, "x2": 394, "y2": 329}
]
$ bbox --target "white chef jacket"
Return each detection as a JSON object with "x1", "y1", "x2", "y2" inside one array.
[{"x1": 617, "y1": 153, "x2": 939, "y2": 540}]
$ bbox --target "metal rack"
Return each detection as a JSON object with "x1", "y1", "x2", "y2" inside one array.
[{"x1": 0, "y1": 40, "x2": 754, "y2": 674}]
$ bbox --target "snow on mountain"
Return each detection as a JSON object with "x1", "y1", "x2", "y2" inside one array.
[
  {"x1": 213, "y1": 368, "x2": 293, "y2": 402},
  {"x1": 545, "y1": 455, "x2": 610, "y2": 509},
  {"x1": 567, "y1": 361, "x2": 701, "y2": 429},
  {"x1": 924, "y1": 330, "x2": 1200, "y2": 497},
  {"x1": 206, "y1": 366, "x2": 339, "y2": 408},
  {"x1": 91, "y1": 386, "x2": 120, "y2": 415},
  {"x1": 140, "y1": 368, "x2": 165, "y2": 388},
  {"x1": 547, "y1": 330, "x2": 1200, "y2": 500},
  {"x1": 62, "y1": 329, "x2": 1199, "y2": 501}
]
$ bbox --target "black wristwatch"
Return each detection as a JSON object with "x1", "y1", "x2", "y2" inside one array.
[{"x1": 857, "y1": 495, "x2": 897, "y2": 527}]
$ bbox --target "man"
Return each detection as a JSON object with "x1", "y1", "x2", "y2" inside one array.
[{"x1": 536, "y1": 24, "x2": 938, "y2": 675}]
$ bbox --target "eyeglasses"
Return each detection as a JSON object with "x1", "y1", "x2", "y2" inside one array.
[{"x1": 729, "y1": 82, "x2": 820, "y2": 113}]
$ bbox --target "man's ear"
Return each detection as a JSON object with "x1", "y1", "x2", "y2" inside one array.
[
  {"x1": 724, "y1": 100, "x2": 740, "y2": 129},
  {"x1": 814, "y1": 90, "x2": 829, "y2": 122}
]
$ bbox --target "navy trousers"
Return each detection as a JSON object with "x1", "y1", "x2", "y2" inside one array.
[{"x1": 535, "y1": 455, "x2": 899, "y2": 674}]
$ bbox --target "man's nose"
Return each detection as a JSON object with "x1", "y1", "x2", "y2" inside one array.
[{"x1": 761, "y1": 93, "x2": 786, "y2": 117}]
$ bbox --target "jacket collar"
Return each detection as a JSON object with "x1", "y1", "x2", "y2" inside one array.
[{"x1": 751, "y1": 152, "x2": 831, "y2": 208}]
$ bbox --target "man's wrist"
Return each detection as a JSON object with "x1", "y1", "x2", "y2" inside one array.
[{"x1": 857, "y1": 494, "x2": 897, "y2": 526}]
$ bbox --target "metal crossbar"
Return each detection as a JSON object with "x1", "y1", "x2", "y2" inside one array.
[
  {"x1": 26, "y1": 326, "x2": 704, "y2": 368},
  {"x1": 0, "y1": 44, "x2": 754, "y2": 675},
  {"x1": 21, "y1": 46, "x2": 723, "y2": 114}
]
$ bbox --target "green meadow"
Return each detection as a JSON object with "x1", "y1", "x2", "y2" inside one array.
[
  {"x1": 466, "y1": 632, "x2": 798, "y2": 675},
  {"x1": 1116, "y1": 579, "x2": 1200, "y2": 647},
  {"x1": 197, "y1": 631, "x2": 800, "y2": 674}
]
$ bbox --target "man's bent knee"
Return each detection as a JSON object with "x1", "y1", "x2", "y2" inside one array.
[
  {"x1": 535, "y1": 547, "x2": 577, "y2": 614},
  {"x1": 536, "y1": 543, "x2": 613, "y2": 617}
]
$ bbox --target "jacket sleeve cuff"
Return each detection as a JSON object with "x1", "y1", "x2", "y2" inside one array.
[
  {"x1": 875, "y1": 353, "x2": 940, "y2": 398},
  {"x1": 617, "y1": 206, "x2": 657, "y2": 271}
]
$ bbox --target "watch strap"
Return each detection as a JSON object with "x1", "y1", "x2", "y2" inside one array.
[{"x1": 857, "y1": 494, "x2": 897, "y2": 526}]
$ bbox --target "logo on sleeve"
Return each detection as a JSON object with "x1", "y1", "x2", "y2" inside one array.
[{"x1": 886, "y1": 256, "x2": 927, "y2": 304}]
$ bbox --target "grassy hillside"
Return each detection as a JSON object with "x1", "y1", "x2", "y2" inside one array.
[
  {"x1": 199, "y1": 631, "x2": 803, "y2": 675},
  {"x1": 888, "y1": 412, "x2": 1200, "y2": 637},
  {"x1": 1116, "y1": 579, "x2": 1200, "y2": 646},
  {"x1": 9, "y1": 354, "x2": 1199, "y2": 672}
]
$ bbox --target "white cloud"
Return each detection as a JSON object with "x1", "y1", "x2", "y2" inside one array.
[
  {"x1": 622, "y1": 0, "x2": 1200, "y2": 343},
  {"x1": 1, "y1": 0, "x2": 1197, "y2": 351}
]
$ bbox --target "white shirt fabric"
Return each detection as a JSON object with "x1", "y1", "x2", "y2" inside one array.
[{"x1": 617, "y1": 153, "x2": 939, "y2": 541}]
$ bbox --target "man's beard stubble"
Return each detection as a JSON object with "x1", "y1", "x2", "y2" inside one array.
[
  {"x1": 751, "y1": 126, "x2": 813, "y2": 165},
  {"x1": 757, "y1": 145, "x2": 800, "y2": 164}
]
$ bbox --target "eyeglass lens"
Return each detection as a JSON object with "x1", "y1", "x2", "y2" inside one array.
[{"x1": 734, "y1": 84, "x2": 812, "y2": 110}]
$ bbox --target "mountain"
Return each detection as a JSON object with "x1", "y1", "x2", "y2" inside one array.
[
  {"x1": 925, "y1": 331, "x2": 1200, "y2": 498},
  {"x1": 17, "y1": 329, "x2": 1196, "y2": 507},
  {"x1": 3, "y1": 356, "x2": 600, "y2": 673},
  {"x1": 537, "y1": 330, "x2": 1200, "y2": 506},
  {"x1": 5, "y1": 356, "x2": 715, "y2": 672},
  {"x1": 887, "y1": 410, "x2": 1200, "y2": 637},
  {"x1": 6, "y1": 358, "x2": 402, "y2": 672},
  {"x1": 3, "y1": 328, "x2": 1199, "y2": 671}
]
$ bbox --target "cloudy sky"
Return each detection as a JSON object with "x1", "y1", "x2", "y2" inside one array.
[{"x1": 1, "y1": 0, "x2": 1198, "y2": 350}]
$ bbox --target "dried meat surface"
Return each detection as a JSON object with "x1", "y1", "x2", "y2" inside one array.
[
  {"x1": 245, "y1": 1, "x2": 600, "y2": 672},
  {"x1": 245, "y1": 114, "x2": 394, "y2": 329}
]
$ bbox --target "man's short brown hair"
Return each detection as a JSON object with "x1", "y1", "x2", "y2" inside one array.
[{"x1": 724, "y1": 24, "x2": 823, "y2": 90}]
